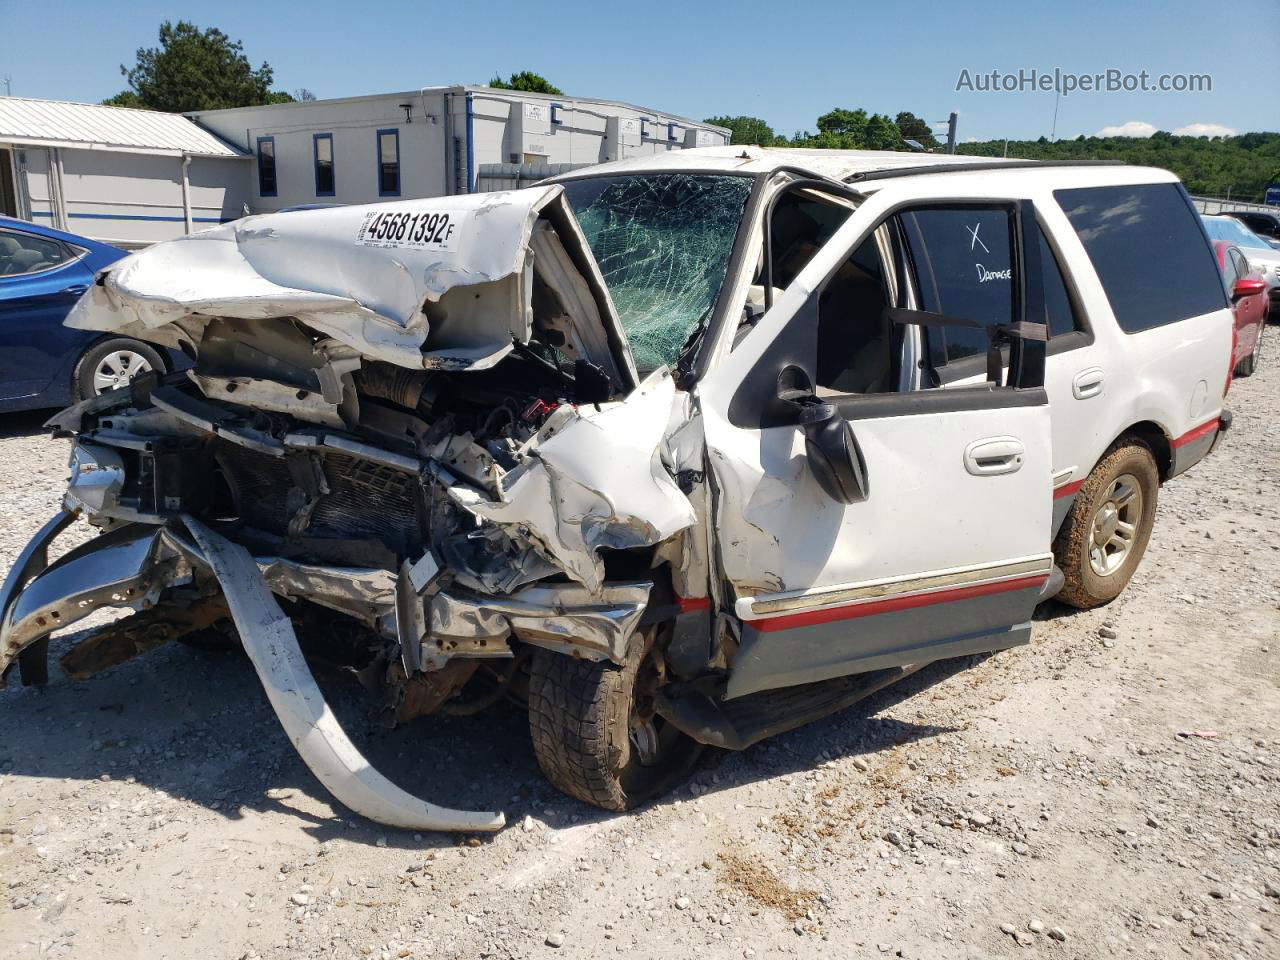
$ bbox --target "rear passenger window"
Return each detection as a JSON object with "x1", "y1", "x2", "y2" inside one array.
[
  {"x1": 0, "y1": 229, "x2": 71, "y2": 277},
  {"x1": 1055, "y1": 183, "x2": 1226, "y2": 333}
]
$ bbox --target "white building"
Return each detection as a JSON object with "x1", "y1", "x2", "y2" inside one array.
[
  {"x1": 0, "y1": 97, "x2": 250, "y2": 247},
  {"x1": 188, "y1": 86, "x2": 730, "y2": 212}
]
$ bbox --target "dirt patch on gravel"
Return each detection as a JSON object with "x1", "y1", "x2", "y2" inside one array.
[{"x1": 716, "y1": 848, "x2": 817, "y2": 922}]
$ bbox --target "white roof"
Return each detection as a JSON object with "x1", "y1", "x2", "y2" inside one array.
[
  {"x1": 0, "y1": 97, "x2": 247, "y2": 158},
  {"x1": 552, "y1": 145, "x2": 1023, "y2": 182}
]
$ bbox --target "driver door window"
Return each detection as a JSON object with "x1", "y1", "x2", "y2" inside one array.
[{"x1": 900, "y1": 207, "x2": 1015, "y2": 376}]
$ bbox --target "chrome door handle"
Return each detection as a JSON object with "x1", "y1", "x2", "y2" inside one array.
[
  {"x1": 1072, "y1": 367, "x2": 1104, "y2": 399},
  {"x1": 964, "y1": 437, "x2": 1025, "y2": 476},
  {"x1": 62, "y1": 284, "x2": 89, "y2": 297}
]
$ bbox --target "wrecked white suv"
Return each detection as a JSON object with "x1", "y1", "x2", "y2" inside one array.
[{"x1": 0, "y1": 147, "x2": 1233, "y2": 831}]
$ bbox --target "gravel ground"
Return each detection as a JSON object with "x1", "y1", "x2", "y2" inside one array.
[{"x1": 0, "y1": 361, "x2": 1277, "y2": 960}]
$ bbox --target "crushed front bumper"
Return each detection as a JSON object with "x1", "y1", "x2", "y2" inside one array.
[{"x1": 0, "y1": 512, "x2": 506, "y2": 833}]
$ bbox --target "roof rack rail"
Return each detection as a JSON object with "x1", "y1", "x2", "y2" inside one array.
[{"x1": 844, "y1": 158, "x2": 1123, "y2": 184}]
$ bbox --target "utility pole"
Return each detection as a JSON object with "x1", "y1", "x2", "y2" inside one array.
[
  {"x1": 938, "y1": 112, "x2": 958, "y2": 154},
  {"x1": 2, "y1": 76, "x2": 11, "y2": 97}
]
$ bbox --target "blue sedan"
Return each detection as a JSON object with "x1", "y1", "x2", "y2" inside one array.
[{"x1": 0, "y1": 218, "x2": 180, "y2": 413}]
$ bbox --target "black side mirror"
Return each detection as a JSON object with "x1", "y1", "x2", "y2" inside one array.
[
  {"x1": 805, "y1": 416, "x2": 869, "y2": 505},
  {"x1": 775, "y1": 364, "x2": 869, "y2": 505}
]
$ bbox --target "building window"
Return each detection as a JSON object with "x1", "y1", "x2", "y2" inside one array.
[
  {"x1": 256, "y1": 136, "x2": 277, "y2": 197},
  {"x1": 313, "y1": 133, "x2": 335, "y2": 197},
  {"x1": 376, "y1": 129, "x2": 400, "y2": 197}
]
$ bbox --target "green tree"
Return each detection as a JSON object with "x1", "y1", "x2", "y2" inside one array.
[
  {"x1": 103, "y1": 21, "x2": 292, "y2": 112},
  {"x1": 816, "y1": 107, "x2": 869, "y2": 144},
  {"x1": 956, "y1": 131, "x2": 1280, "y2": 201},
  {"x1": 793, "y1": 108, "x2": 903, "y2": 150},
  {"x1": 703, "y1": 115, "x2": 783, "y2": 146},
  {"x1": 895, "y1": 111, "x2": 940, "y2": 150},
  {"x1": 488, "y1": 71, "x2": 563, "y2": 95}
]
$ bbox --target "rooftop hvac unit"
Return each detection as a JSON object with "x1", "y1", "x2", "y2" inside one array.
[
  {"x1": 685, "y1": 128, "x2": 722, "y2": 149},
  {"x1": 509, "y1": 100, "x2": 553, "y2": 161},
  {"x1": 604, "y1": 115, "x2": 641, "y2": 160}
]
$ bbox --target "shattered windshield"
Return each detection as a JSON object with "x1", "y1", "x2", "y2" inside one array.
[{"x1": 561, "y1": 173, "x2": 752, "y2": 373}]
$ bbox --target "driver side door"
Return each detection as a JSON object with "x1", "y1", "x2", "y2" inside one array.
[{"x1": 698, "y1": 184, "x2": 1055, "y2": 699}]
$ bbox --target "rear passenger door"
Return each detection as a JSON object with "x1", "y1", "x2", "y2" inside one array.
[{"x1": 902, "y1": 209, "x2": 1101, "y2": 533}]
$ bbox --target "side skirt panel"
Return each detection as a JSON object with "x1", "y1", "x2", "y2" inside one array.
[{"x1": 726, "y1": 582, "x2": 1041, "y2": 699}]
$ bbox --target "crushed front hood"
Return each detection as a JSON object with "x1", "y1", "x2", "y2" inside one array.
[{"x1": 67, "y1": 187, "x2": 638, "y2": 387}]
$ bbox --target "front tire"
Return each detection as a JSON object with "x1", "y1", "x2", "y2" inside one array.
[
  {"x1": 1053, "y1": 441, "x2": 1160, "y2": 610},
  {"x1": 73, "y1": 338, "x2": 164, "y2": 401},
  {"x1": 528, "y1": 629, "x2": 704, "y2": 811}
]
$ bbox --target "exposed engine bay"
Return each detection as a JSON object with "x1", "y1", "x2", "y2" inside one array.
[{"x1": 0, "y1": 187, "x2": 709, "y2": 831}]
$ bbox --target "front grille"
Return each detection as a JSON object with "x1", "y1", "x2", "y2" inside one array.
[{"x1": 214, "y1": 440, "x2": 424, "y2": 556}]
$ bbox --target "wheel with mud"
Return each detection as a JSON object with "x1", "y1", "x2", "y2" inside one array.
[
  {"x1": 528, "y1": 628, "x2": 704, "y2": 811},
  {"x1": 1053, "y1": 441, "x2": 1160, "y2": 610}
]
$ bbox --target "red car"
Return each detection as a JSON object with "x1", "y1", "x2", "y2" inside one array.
[{"x1": 1215, "y1": 240, "x2": 1268, "y2": 382}]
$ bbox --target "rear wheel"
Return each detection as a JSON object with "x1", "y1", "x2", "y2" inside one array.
[
  {"x1": 1053, "y1": 441, "x2": 1159, "y2": 609},
  {"x1": 528, "y1": 628, "x2": 704, "y2": 811},
  {"x1": 73, "y1": 338, "x2": 164, "y2": 401}
]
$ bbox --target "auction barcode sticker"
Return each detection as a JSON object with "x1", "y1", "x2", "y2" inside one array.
[{"x1": 356, "y1": 209, "x2": 465, "y2": 252}]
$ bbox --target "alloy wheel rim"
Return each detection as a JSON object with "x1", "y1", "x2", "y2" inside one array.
[
  {"x1": 92, "y1": 350, "x2": 153, "y2": 395},
  {"x1": 1089, "y1": 473, "x2": 1142, "y2": 577}
]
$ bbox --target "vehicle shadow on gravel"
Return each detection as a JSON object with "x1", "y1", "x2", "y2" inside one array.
[
  {"x1": 0, "y1": 631, "x2": 549, "y2": 850},
  {"x1": 1, "y1": 636, "x2": 991, "y2": 846},
  {"x1": 0, "y1": 410, "x2": 53, "y2": 439}
]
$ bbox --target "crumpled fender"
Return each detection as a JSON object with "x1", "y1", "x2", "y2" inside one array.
[
  {"x1": 450, "y1": 371, "x2": 699, "y2": 593},
  {"x1": 181, "y1": 517, "x2": 505, "y2": 832}
]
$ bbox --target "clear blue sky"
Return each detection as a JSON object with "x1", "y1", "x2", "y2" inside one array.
[{"x1": 2, "y1": 0, "x2": 1276, "y2": 142}]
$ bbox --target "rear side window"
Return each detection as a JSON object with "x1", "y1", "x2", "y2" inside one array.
[
  {"x1": 1040, "y1": 229, "x2": 1082, "y2": 339},
  {"x1": 1055, "y1": 183, "x2": 1226, "y2": 333},
  {"x1": 0, "y1": 228, "x2": 71, "y2": 277}
]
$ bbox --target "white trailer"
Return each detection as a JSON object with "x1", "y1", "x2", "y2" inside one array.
[{"x1": 188, "y1": 86, "x2": 730, "y2": 213}]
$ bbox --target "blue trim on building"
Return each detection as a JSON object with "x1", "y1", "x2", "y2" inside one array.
[
  {"x1": 376, "y1": 128, "x2": 400, "y2": 197},
  {"x1": 313, "y1": 132, "x2": 335, "y2": 197},
  {"x1": 550, "y1": 103, "x2": 564, "y2": 125},
  {"x1": 32, "y1": 211, "x2": 224, "y2": 223},
  {"x1": 256, "y1": 135, "x2": 278, "y2": 197}
]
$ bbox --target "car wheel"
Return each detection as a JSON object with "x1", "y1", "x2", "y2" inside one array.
[
  {"x1": 1234, "y1": 332, "x2": 1261, "y2": 378},
  {"x1": 73, "y1": 338, "x2": 165, "y2": 401},
  {"x1": 528, "y1": 627, "x2": 704, "y2": 811},
  {"x1": 1053, "y1": 441, "x2": 1160, "y2": 610}
]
